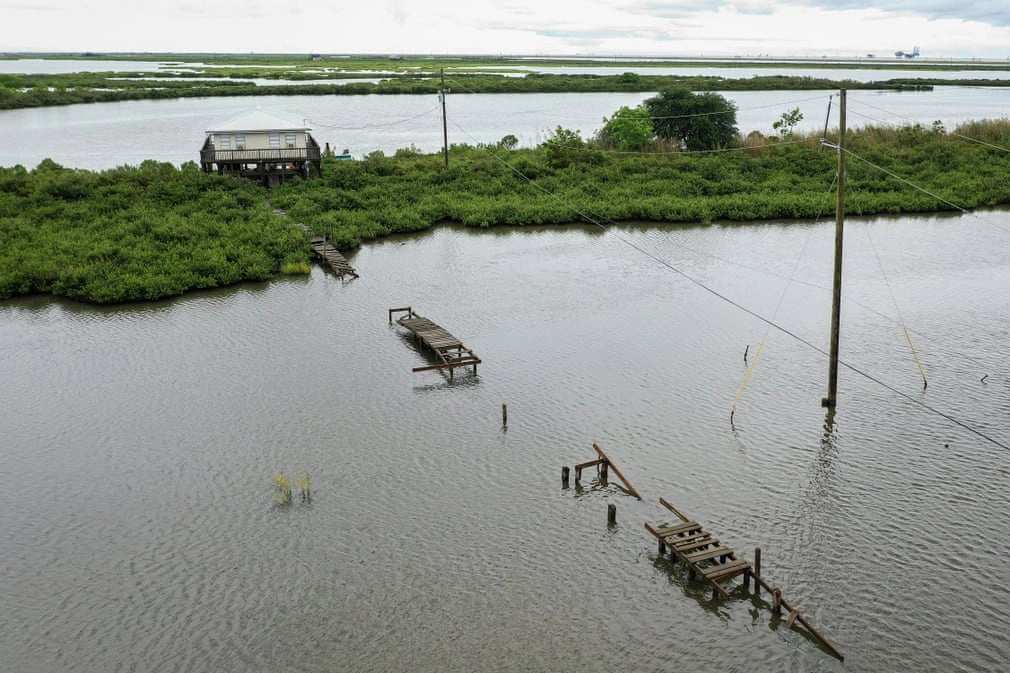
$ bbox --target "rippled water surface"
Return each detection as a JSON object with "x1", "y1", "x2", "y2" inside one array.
[{"x1": 3, "y1": 212, "x2": 1010, "y2": 672}]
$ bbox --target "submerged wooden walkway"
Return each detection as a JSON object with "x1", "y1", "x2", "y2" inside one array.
[
  {"x1": 309, "y1": 235, "x2": 358, "y2": 278},
  {"x1": 388, "y1": 307, "x2": 481, "y2": 378},
  {"x1": 645, "y1": 498, "x2": 751, "y2": 599},
  {"x1": 645, "y1": 497, "x2": 844, "y2": 660}
]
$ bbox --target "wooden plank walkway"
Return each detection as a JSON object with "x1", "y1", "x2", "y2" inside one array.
[
  {"x1": 309, "y1": 235, "x2": 358, "y2": 278},
  {"x1": 272, "y1": 206, "x2": 358, "y2": 278},
  {"x1": 645, "y1": 498, "x2": 751, "y2": 599},
  {"x1": 388, "y1": 307, "x2": 481, "y2": 379}
]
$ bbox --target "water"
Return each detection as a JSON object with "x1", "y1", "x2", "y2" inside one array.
[
  {"x1": 2, "y1": 85, "x2": 1008, "y2": 170},
  {"x1": 3, "y1": 211, "x2": 1010, "y2": 672}
]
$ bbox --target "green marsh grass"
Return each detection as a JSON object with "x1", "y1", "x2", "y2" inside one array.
[{"x1": 274, "y1": 472, "x2": 292, "y2": 505}]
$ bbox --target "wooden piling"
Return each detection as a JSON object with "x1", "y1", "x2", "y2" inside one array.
[
  {"x1": 754, "y1": 547, "x2": 762, "y2": 593},
  {"x1": 502, "y1": 403, "x2": 508, "y2": 426},
  {"x1": 592, "y1": 444, "x2": 641, "y2": 499},
  {"x1": 562, "y1": 466, "x2": 570, "y2": 487},
  {"x1": 773, "y1": 588, "x2": 782, "y2": 614},
  {"x1": 607, "y1": 503, "x2": 617, "y2": 525}
]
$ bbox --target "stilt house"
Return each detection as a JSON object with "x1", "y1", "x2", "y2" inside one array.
[{"x1": 200, "y1": 107, "x2": 322, "y2": 185}]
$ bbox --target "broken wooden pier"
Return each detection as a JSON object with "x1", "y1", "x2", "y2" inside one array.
[
  {"x1": 388, "y1": 307, "x2": 481, "y2": 379},
  {"x1": 309, "y1": 235, "x2": 358, "y2": 278},
  {"x1": 569, "y1": 443, "x2": 642, "y2": 499},
  {"x1": 645, "y1": 497, "x2": 751, "y2": 599},
  {"x1": 272, "y1": 207, "x2": 358, "y2": 278},
  {"x1": 645, "y1": 497, "x2": 844, "y2": 661}
]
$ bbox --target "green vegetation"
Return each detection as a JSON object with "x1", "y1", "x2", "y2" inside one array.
[
  {"x1": 645, "y1": 89, "x2": 739, "y2": 150},
  {"x1": 296, "y1": 473, "x2": 312, "y2": 501},
  {"x1": 0, "y1": 70, "x2": 936, "y2": 110},
  {"x1": 599, "y1": 105, "x2": 654, "y2": 151},
  {"x1": 269, "y1": 118, "x2": 1010, "y2": 249},
  {"x1": 4, "y1": 117, "x2": 1010, "y2": 305},
  {"x1": 274, "y1": 472, "x2": 292, "y2": 505},
  {"x1": 0, "y1": 160, "x2": 310, "y2": 303}
]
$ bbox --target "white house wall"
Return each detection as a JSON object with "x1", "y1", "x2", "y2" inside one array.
[{"x1": 212, "y1": 131, "x2": 307, "y2": 150}]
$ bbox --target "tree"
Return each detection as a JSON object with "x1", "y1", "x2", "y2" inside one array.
[
  {"x1": 599, "y1": 105, "x2": 654, "y2": 151},
  {"x1": 644, "y1": 88, "x2": 739, "y2": 151},
  {"x1": 498, "y1": 134, "x2": 519, "y2": 150},
  {"x1": 772, "y1": 108, "x2": 804, "y2": 137},
  {"x1": 541, "y1": 126, "x2": 587, "y2": 169}
]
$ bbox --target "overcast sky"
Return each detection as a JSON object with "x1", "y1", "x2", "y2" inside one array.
[{"x1": 3, "y1": 0, "x2": 1009, "y2": 59}]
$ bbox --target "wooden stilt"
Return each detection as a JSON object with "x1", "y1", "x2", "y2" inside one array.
[{"x1": 607, "y1": 503, "x2": 617, "y2": 526}]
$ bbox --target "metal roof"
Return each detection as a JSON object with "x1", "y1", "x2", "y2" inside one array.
[{"x1": 206, "y1": 106, "x2": 311, "y2": 133}]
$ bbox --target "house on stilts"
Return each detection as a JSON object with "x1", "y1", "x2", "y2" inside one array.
[{"x1": 200, "y1": 107, "x2": 322, "y2": 186}]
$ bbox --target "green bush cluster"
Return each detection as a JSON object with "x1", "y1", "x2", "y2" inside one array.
[
  {"x1": 270, "y1": 120, "x2": 1010, "y2": 249},
  {"x1": 0, "y1": 161, "x2": 310, "y2": 303}
]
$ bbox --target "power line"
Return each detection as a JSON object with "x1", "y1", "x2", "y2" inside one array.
[{"x1": 446, "y1": 116, "x2": 1010, "y2": 451}]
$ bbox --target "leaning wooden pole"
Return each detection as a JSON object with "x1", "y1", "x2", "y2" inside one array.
[
  {"x1": 592, "y1": 443, "x2": 641, "y2": 499},
  {"x1": 822, "y1": 88, "x2": 846, "y2": 409}
]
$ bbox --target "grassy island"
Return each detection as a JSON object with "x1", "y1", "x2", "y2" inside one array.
[{"x1": 2, "y1": 119, "x2": 1009, "y2": 304}]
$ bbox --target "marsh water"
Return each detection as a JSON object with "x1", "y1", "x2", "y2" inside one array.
[
  {"x1": 4, "y1": 210, "x2": 1010, "y2": 672},
  {"x1": 2, "y1": 55, "x2": 1010, "y2": 169}
]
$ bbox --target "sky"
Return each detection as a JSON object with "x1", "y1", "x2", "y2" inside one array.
[{"x1": 3, "y1": 0, "x2": 1009, "y2": 59}]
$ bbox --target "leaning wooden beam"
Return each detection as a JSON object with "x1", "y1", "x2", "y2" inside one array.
[
  {"x1": 749, "y1": 558, "x2": 845, "y2": 661},
  {"x1": 592, "y1": 443, "x2": 641, "y2": 499},
  {"x1": 659, "y1": 497, "x2": 690, "y2": 523}
]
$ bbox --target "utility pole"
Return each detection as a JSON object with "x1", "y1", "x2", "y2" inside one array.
[
  {"x1": 822, "y1": 89, "x2": 846, "y2": 408},
  {"x1": 439, "y1": 68, "x2": 449, "y2": 168}
]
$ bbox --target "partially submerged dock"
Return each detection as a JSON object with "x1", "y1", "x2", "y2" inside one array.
[
  {"x1": 645, "y1": 497, "x2": 844, "y2": 661},
  {"x1": 273, "y1": 207, "x2": 358, "y2": 278},
  {"x1": 388, "y1": 307, "x2": 481, "y2": 379},
  {"x1": 645, "y1": 498, "x2": 751, "y2": 599},
  {"x1": 309, "y1": 235, "x2": 358, "y2": 278}
]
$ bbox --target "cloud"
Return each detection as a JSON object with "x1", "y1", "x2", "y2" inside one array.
[{"x1": 798, "y1": 0, "x2": 1010, "y2": 27}]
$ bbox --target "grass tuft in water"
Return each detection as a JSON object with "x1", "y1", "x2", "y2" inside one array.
[
  {"x1": 296, "y1": 472, "x2": 312, "y2": 501},
  {"x1": 274, "y1": 472, "x2": 292, "y2": 505}
]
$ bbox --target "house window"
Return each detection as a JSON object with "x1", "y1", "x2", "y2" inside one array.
[
  {"x1": 235, "y1": 134, "x2": 246, "y2": 150},
  {"x1": 269, "y1": 133, "x2": 280, "y2": 149},
  {"x1": 285, "y1": 132, "x2": 296, "y2": 148},
  {"x1": 219, "y1": 134, "x2": 231, "y2": 150}
]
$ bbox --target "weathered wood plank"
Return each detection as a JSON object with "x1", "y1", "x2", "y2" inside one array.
[
  {"x1": 656, "y1": 521, "x2": 701, "y2": 537},
  {"x1": 703, "y1": 558, "x2": 751, "y2": 581},
  {"x1": 673, "y1": 537, "x2": 720, "y2": 553},
  {"x1": 684, "y1": 546, "x2": 733, "y2": 563}
]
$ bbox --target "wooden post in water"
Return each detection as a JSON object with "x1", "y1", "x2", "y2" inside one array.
[
  {"x1": 599, "y1": 461, "x2": 609, "y2": 482},
  {"x1": 562, "y1": 466, "x2": 570, "y2": 487},
  {"x1": 607, "y1": 503, "x2": 617, "y2": 526},
  {"x1": 773, "y1": 588, "x2": 782, "y2": 615},
  {"x1": 754, "y1": 547, "x2": 762, "y2": 594},
  {"x1": 502, "y1": 403, "x2": 508, "y2": 426},
  {"x1": 822, "y1": 88, "x2": 846, "y2": 409}
]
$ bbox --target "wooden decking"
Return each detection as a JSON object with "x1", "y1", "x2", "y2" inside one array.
[
  {"x1": 309, "y1": 236, "x2": 358, "y2": 278},
  {"x1": 388, "y1": 307, "x2": 481, "y2": 378},
  {"x1": 272, "y1": 206, "x2": 358, "y2": 278},
  {"x1": 645, "y1": 498, "x2": 751, "y2": 599}
]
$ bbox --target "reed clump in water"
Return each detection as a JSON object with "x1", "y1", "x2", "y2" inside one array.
[
  {"x1": 295, "y1": 472, "x2": 312, "y2": 501},
  {"x1": 274, "y1": 472, "x2": 292, "y2": 505}
]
